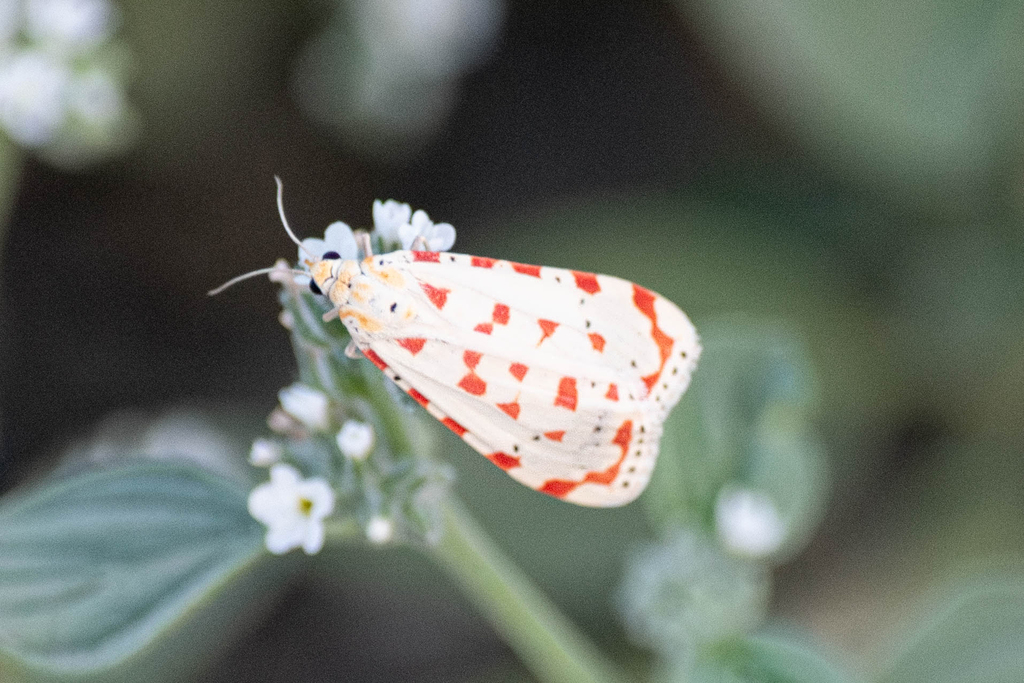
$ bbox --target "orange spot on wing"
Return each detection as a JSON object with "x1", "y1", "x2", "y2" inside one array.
[
  {"x1": 397, "y1": 337, "x2": 426, "y2": 355},
  {"x1": 588, "y1": 333, "x2": 606, "y2": 352},
  {"x1": 538, "y1": 479, "x2": 580, "y2": 498},
  {"x1": 554, "y1": 377, "x2": 578, "y2": 411},
  {"x1": 420, "y1": 282, "x2": 450, "y2": 309},
  {"x1": 537, "y1": 319, "x2": 559, "y2": 345},
  {"x1": 497, "y1": 401, "x2": 521, "y2": 419},
  {"x1": 362, "y1": 348, "x2": 387, "y2": 371},
  {"x1": 413, "y1": 251, "x2": 440, "y2": 262},
  {"x1": 572, "y1": 271, "x2": 600, "y2": 294},
  {"x1": 509, "y1": 363, "x2": 529, "y2": 381},
  {"x1": 458, "y1": 373, "x2": 487, "y2": 396},
  {"x1": 492, "y1": 304, "x2": 510, "y2": 325},
  {"x1": 538, "y1": 420, "x2": 633, "y2": 498},
  {"x1": 472, "y1": 256, "x2": 497, "y2": 268},
  {"x1": 583, "y1": 420, "x2": 633, "y2": 485},
  {"x1": 474, "y1": 322, "x2": 493, "y2": 334},
  {"x1": 408, "y1": 387, "x2": 429, "y2": 406},
  {"x1": 512, "y1": 262, "x2": 542, "y2": 278},
  {"x1": 632, "y1": 284, "x2": 674, "y2": 395},
  {"x1": 605, "y1": 383, "x2": 619, "y2": 401},
  {"x1": 487, "y1": 452, "x2": 521, "y2": 470},
  {"x1": 544, "y1": 430, "x2": 565, "y2": 442},
  {"x1": 442, "y1": 417, "x2": 467, "y2": 436},
  {"x1": 463, "y1": 350, "x2": 482, "y2": 369}
]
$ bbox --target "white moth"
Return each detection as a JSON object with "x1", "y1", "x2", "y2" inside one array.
[{"x1": 214, "y1": 181, "x2": 701, "y2": 507}]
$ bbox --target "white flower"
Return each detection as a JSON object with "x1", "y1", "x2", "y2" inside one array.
[
  {"x1": 248, "y1": 464, "x2": 335, "y2": 554},
  {"x1": 25, "y1": 0, "x2": 114, "y2": 51},
  {"x1": 715, "y1": 487, "x2": 785, "y2": 558},
  {"x1": 298, "y1": 220, "x2": 358, "y2": 265},
  {"x1": 278, "y1": 383, "x2": 330, "y2": 431},
  {"x1": 69, "y1": 68, "x2": 123, "y2": 126},
  {"x1": 372, "y1": 199, "x2": 411, "y2": 245},
  {"x1": 336, "y1": 420, "x2": 374, "y2": 461},
  {"x1": 0, "y1": 50, "x2": 71, "y2": 146},
  {"x1": 249, "y1": 438, "x2": 282, "y2": 467},
  {"x1": 365, "y1": 515, "x2": 393, "y2": 544},
  {"x1": 0, "y1": 0, "x2": 21, "y2": 44},
  {"x1": 397, "y1": 208, "x2": 455, "y2": 251}
]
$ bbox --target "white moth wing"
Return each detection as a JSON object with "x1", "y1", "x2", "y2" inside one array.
[{"x1": 350, "y1": 251, "x2": 700, "y2": 507}]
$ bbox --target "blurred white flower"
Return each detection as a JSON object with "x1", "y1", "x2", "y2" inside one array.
[
  {"x1": 278, "y1": 383, "x2": 330, "y2": 431},
  {"x1": 249, "y1": 438, "x2": 282, "y2": 467},
  {"x1": 372, "y1": 199, "x2": 411, "y2": 245},
  {"x1": 248, "y1": 464, "x2": 335, "y2": 555},
  {"x1": 365, "y1": 515, "x2": 393, "y2": 544},
  {"x1": 69, "y1": 67, "x2": 122, "y2": 125},
  {"x1": 299, "y1": 220, "x2": 359, "y2": 265},
  {"x1": 715, "y1": 487, "x2": 785, "y2": 558},
  {"x1": 0, "y1": 50, "x2": 70, "y2": 146},
  {"x1": 617, "y1": 530, "x2": 769, "y2": 662},
  {"x1": 398, "y1": 208, "x2": 455, "y2": 251},
  {"x1": 0, "y1": 0, "x2": 20, "y2": 44},
  {"x1": 25, "y1": 0, "x2": 114, "y2": 51},
  {"x1": 336, "y1": 420, "x2": 374, "y2": 461}
]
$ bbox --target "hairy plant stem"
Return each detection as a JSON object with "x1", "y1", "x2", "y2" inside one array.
[{"x1": 431, "y1": 497, "x2": 626, "y2": 683}]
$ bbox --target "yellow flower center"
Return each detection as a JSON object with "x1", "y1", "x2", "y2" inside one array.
[{"x1": 298, "y1": 497, "x2": 313, "y2": 515}]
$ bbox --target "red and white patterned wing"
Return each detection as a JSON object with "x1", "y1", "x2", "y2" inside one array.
[{"x1": 353, "y1": 251, "x2": 700, "y2": 507}]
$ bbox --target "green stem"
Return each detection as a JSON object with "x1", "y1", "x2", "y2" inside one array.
[{"x1": 431, "y1": 498, "x2": 626, "y2": 683}]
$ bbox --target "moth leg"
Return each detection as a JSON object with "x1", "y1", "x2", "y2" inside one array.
[
  {"x1": 355, "y1": 231, "x2": 373, "y2": 258},
  {"x1": 411, "y1": 235, "x2": 429, "y2": 251},
  {"x1": 344, "y1": 340, "x2": 360, "y2": 359},
  {"x1": 322, "y1": 307, "x2": 340, "y2": 322}
]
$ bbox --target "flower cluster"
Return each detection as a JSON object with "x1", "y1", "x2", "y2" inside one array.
[
  {"x1": 247, "y1": 205, "x2": 456, "y2": 555},
  {"x1": 0, "y1": 0, "x2": 135, "y2": 165},
  {"x1": 296, "y1": 199, "x2": 456, "y2": 271}
]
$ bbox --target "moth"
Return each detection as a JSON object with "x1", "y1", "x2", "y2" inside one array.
[{"x1": 214, "y1": 181, "x2": 700, "y2": 507}]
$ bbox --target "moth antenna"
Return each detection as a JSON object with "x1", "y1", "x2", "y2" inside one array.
[
  {"x1": 274, "y1": 175, "x2": 315, "y2": 259},
  {"x1": 355, "y1": 230, "x2": 373, "y2": 258},
  {"x1": 207, "y1": 266, "x2": 307, "y2": 296}
]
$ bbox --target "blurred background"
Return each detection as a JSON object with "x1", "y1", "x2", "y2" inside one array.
[{"x1": 1, "y1": 0, "x2": 1023, "y2": 680}]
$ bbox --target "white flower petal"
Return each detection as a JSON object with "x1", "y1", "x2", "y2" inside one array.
[
  {"x1": 278, "y1": 383, "x2": 330, "y2": 431},
  {"x1": 0, "y1": 50, "x2": 71, "y2": 147},
  {"x1": 322, "y1": 221, "x2": 359, "y2": 259},
  {"x1": 248, "y1": 464, "x2": 336, "y2": 555},
  {"x1": 26, "y1": 0, "x2": 114, "y2": 50},
  {"x1": 265, "y1": 523, "x2": 308, "y2": 555},
  {"x1": 427, "y1": 222, "x2": 456, "y2": 251},
  {"x1": 297, "y1": 478, "x2": 336, "y2": 518},
  {"x1": 336, "y1": 420, "x2": 374, "y2": 461},
  {"x1": 397, "y1": 221, "x2": 418, "y2": 250},
  {"x1": 301, "y1": 523, "x2": 326, "y2": 554},
  {"x1": 373, "y1": 199, "x2": 412, "y2": 244},
  {"x1": 300, "y1": 237, "x2": 327, "y2": 264}
]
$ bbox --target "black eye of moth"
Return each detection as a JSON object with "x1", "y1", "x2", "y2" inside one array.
[
  {"x1": 322, "y1": 251, "x2": 340, "y2": 260},
  {"x1": 309, "y1": 280, "x2": 322, "y2": 295}
]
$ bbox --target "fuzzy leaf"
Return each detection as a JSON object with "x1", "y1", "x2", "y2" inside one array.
[{"x1": 0, "y1": 462, "x2": 264, "y2": 681}]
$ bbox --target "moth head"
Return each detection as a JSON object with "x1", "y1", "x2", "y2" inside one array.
[{"x1": 308, "y1": 252, "x2": 361, "y2": 307}]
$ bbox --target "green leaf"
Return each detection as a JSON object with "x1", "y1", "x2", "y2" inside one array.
[
  {"x1": 686, "y1": 633, "x2": 856, "y2": 683},
  {"x1": 880, "y1": 581, "x2": 1024, "y2": 683},
  {"x1": 0, "y1": 462, "x2": 266, "y2": 682},
  {"x1": 646, "y1": 320, "x2": 827, "y2": 557}
]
